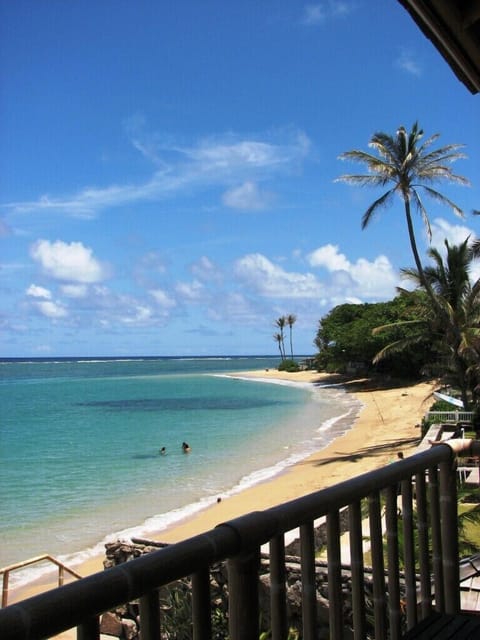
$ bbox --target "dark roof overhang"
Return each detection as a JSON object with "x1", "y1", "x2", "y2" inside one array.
[{"x1": 397, "y1": 0, "x2": 480, "y2": 94}]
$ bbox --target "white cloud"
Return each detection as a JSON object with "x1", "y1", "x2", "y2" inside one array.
[
  {"x1": 6, "y1": 131, "x2": 310, "y2": 218},
  {"x1": 430, "y1": 217, "x2": 474, "y2": 251},
  {"x1": 429, "y1": 217, "x2": 480, "y2": 283},
  {"x1": 232, "y1": 248, "x2": 394, "y2": 326},
  {"x1": 208, "y1": 292, "x2": 260, "y2": 323},
  {"x1": 61, "y1": 284, "x2": 88, "y2": 298},
  {"x1": 35, "y1": 299, "x2": 68, "y2": 319},
  {"x1": 188, "y1": 140, "x2": 276, "y2": 167},
  {"x1": 396, "y1": 49, "x2": 422, "y2": 76},
  {"x1": 307, "y1": 243, "x2": 397, "y2": 298},
  {"x1": 222, "y1": 181, "x2": 274, "y2": 211},
  {"x1": 150, "y1": 288, "x2": 177, "y2": 308},
  {"x1": 137, "y1": 252, "x2": 167, "y2": 275},
  {"x1": 30, "y1": 239, "x2": 109, "y2": 283},
  {"x1": 307, "y1": 244, "x2": 350, "y2": 271},
  {"x1": 26, "y1": 284, "x2": 52, "y2": 299},
  {"x1": 301, "y1": 4, "x2": 325, "y2": 24},
  {"x1": 175, "y1": 279, "x2": 205, "y2": 301},
  {"x1": 234, "y1": 253, "x2": 324, "y2": 298},
  {"x1": 190, "y1": 256, "x2": 222, "y2": 283},
  {"x1": 301, "y1": 2, "x2": 352, "y2": 25},
  {"x1": 330, "y1": 1, "x2": 352, "y2": 17},
  {"x1": 86, "y1": 287, "x2": 160, "y2": 327},
  {"x1": 350, "y1": 256, "x2": 397, "y2": 297},
  {"x1": 120, "y1": 305, "x2": 153, "y2": 325}
]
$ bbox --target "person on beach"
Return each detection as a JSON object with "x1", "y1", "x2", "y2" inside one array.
[
  {"x1": 182, "y1": 442, "x2": 191, "y2": 453},
  {"x1": 160, "y1": 447, "x2": 166, "y2": 455}
]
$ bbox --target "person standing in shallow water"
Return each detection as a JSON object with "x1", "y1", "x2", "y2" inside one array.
[
  {"x1": 182, "y1": 442, "x2": 191, "y2": 453},
  {"x1": 159, "y1": 447, "x2": 166, "y2": 455}
]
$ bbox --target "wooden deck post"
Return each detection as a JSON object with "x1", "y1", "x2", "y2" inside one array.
[{"x1": 227, "y1": 549, "x2": 260, "y2": 640}]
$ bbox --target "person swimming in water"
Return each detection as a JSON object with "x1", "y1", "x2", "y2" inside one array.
[
  {"x1": 159, "y1": 447, "x2": 166, "y2": 455},
  {"x1": 182, "y1": 441, "x2": 191, "y2": 453}
]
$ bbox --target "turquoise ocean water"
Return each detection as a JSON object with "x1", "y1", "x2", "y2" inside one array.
[{"x1": 0, "y1": 356, "x2": 361, "y2": 589}]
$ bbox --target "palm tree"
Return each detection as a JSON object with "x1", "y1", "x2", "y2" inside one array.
[
  {"x1": 419, "y1": 240, "x2": 480, "y2": 408},
  {"x1": 337, "y1": 122, "x2": 468, "y2": 312},
  {"x1": 273, "y1": 332, "x2": 284, "y2": 361},
  {"x1": 374, "y1": 240, "x2": 480, "y2": 408},
  {"x1": 275, "y1": 316, "x2": 287, "y2": 360},
  {"x1": 286, "y1": 313, "x2": 297, "y2": 359}
]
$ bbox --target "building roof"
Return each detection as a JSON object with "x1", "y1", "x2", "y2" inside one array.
[{"x1": 397, "y1": 0, "x2": 480, "y2": 94}]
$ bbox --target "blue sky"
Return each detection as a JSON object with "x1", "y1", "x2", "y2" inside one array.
[{"x1": 1, "y1": 1, "x2": 479, "y2": 358}]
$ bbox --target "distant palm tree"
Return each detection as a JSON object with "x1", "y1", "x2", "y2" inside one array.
[
  {"x1": 337, "y1": 122, "x2": 468, "y2": 311},
  {"x1": 286, "y1": 313, "x2": 297, "y2": 359},
  {"x1": 275, "y1": 316, "x2": 287, "y2": 360},
  {"x1": 273, "y1": 332, "x2": 284, "y2": 360}
]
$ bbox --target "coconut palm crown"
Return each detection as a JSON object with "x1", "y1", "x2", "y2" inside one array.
[{"x1": 337, "y1": 122, "x2": 469, "y2": 306}]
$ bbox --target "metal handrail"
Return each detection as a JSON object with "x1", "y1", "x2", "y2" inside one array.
[
  {"x1": 1, "y1": 438, "x2": 477, "y2": 640},
  {"x1": 1, "y1": 554, "x2": 82, "y2": 609}
]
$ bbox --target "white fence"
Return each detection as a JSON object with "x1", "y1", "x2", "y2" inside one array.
[{"x1": 426, "y1": 411, "x2": 474, "y2": 424}]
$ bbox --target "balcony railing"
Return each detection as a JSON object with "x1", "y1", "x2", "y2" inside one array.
[{"x1": 1, "y1": 437, "x2": 479, "y2": 640}]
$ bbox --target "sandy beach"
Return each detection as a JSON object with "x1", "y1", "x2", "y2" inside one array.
[{"x1": 9, "y1": 370, "x2": 436, "y2": 609}]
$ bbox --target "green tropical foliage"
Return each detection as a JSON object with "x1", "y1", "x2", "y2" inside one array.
[
  {"x1": 278, "y1": 358, "x2": 300, "y2": 372},
  {"x1": 394, "y1": 483, "x2": 480, "y2": 571},
  {"x1": 373, "y1": 240, "x2": 480, "y2": 408},
  {"x1": 314, "y1": 297, "x2": 431, "y2": 377}
]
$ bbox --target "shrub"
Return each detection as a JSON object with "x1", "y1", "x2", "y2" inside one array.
[{"x1": 278, "y1": 359, "x2": 300, "y2": 372}]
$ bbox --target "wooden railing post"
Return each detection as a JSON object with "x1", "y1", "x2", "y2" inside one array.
[
  {"x1": 428, "y1": 465, "x2": 444, "y2": 610},
  {"x1": 300, "y1": 521, "x2": 317, "y2": 640},
  {"x1": 269, "y1": 535, "x2": 288, "y2": 640},
  {"x1": 369, "y1": 491, "x2": 387, "y2": 640},
  {"x1": 192, "y1": 567, "x2": 212, "y2": 640},
  {"x1": 401, "y1": 477, "x2": 417, "y2": 628},
  {"x1": 77, "y1": 616, "x2": 100, "y2": 640},
  {"x1": 349, "y1": 500, "x2": 367, "y2": 640},
  {"x1": 384, "y1": 486, "x2": 401, "y2": 640},
  {"x1": 439, "y1": 457, "x2": 460, "y2": 614},
  {"x1": 227, "y1": 549, "x2": 260, "y2": 640},
  {"x1": 327, "y1": 511, "x2": 342, "y2": 639},
  {"x1": 2, "y1": 571, "x2": 9, "y2": 609},
  {"x1": 415, "y1": 472, "x2": 432, "y2": 618},
  {"x1": 139, "y1": 590, "x2": 161, "y2": 640}
]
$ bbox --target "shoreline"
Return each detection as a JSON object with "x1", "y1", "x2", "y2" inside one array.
[{"x1": 9, "y1": 370, "x2": 436, "y2": 607}]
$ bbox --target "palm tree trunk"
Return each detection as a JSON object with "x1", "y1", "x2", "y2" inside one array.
[
  {"x1": 453, "y1": 349, "x2": 470, "y2": 410},
  {"x1": 404, "y1": 199, "x2": 443, "y2": 316}
]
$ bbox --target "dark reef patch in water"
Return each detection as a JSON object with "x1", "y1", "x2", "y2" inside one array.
[{"x1": 75, "y1": 397, "x2": 289, "y2": 412}]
